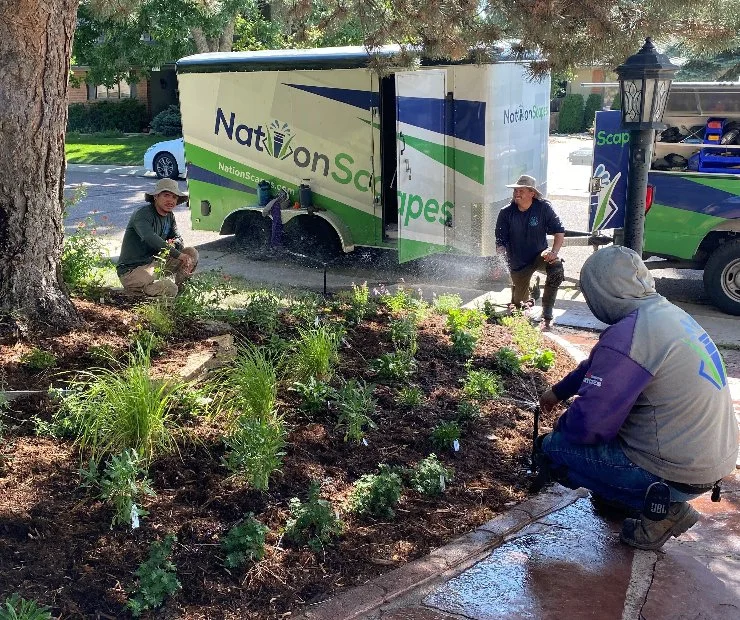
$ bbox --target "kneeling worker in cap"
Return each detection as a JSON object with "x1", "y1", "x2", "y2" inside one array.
[
  {"x1": 495, "y1": 175, "x2": 565, "y2": 330},
  {"x1": 537, "y1": 246, "x2": 738, "y2": 550},
  {"x1": 117, "y1": 179, "x2": 199, "y2": 297}
]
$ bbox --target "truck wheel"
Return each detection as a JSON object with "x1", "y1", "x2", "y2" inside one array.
[
  {"x1": 234, "y1": 212, "x2": 270, "y2": 255},
  {"x1": 703, "y1": 239, "x2": 740, "y2": 316}
]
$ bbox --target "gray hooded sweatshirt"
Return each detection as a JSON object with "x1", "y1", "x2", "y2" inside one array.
[{"x1": 551, "y1": 246, "x2": 737, "y2": 484}]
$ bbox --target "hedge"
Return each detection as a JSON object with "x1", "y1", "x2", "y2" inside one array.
[
  {"x1": 68, "y1": 99, "x2": 149, "y2": 133},
  {"x1": 557, "y1": 94, "x2": 585, "y2": 133},
  {"x1": 151, "y1": 105, "x2": 182, "y2": 137},
  {"x1": 583, "y1": 93, "x2": 604, "y2": 130}
]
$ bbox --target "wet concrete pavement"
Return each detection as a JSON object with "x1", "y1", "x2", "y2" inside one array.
[{"x1": 297, "y1": 310, "x2": 740, "y2": 620}]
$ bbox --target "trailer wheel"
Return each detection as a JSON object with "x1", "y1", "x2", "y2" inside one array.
[
  {"x1": 703, "y1": 239, "x2": 740, "y2": 316},
  {"x1": 234, "y1": 212, "x2": 270, "y2": 255},
  {"x1": 283, "y1": 216, "x2": 341, "y2": 262}
]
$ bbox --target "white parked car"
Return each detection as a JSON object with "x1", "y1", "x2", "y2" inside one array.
[{"x1": 144, "y1": 137, "x2": 185, "y2": 179}]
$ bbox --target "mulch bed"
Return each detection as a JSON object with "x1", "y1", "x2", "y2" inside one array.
[{"x1": 0, "y1": 296, "x2": 575, "y2": 619}]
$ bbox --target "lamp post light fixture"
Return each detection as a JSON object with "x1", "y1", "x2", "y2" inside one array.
[{"x1": 615, "y1": 38, "x2": 678, "y2": 252}]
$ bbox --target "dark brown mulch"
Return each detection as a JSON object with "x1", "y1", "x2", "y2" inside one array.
[{"x1": 0, "y1": 297, "x2": 575, "y2": 619}]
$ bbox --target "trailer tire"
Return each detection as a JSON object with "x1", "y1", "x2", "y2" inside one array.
[
  {"x1": 283, "y1": 216, "x2": 341, "y2": 262},
  {"x1": 703, "y1": 239, "x2": 740, "y2": 316},
  {"x1": 234, "y1": 211, "x2": 270, "y2": 256}
]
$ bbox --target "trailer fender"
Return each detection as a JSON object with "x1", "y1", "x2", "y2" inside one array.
[
  {"x1": 281, "y1": 210, "x2": 355, "y2": 253},
  {"x1": 220, "y1": 206, "x2": 264, "y2": 235}
]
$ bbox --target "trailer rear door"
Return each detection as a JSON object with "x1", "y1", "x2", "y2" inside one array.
[{"x1": 395, "y1": 70, "x2": 450, "y2": 262}]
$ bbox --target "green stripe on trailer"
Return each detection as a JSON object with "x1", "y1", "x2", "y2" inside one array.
[
  {"x1": 185, "y1": 143, "x2": 380, "y2": 246},
  {"x1": 398, "y1": 238, "x2": 450, "y2": 263},
  {"x1": 645, "y1": 203, "x2": 727, "y2": 260}
]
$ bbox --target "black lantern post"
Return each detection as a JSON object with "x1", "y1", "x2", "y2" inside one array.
[{"x1": 615, "y1": 38, "x2": 678, "y2": 252}]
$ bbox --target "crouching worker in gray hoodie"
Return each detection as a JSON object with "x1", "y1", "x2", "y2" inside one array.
[{"x1": 537, "y1": 246, "x2": 738, "y2": 550}]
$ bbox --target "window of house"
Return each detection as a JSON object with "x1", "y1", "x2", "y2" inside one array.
[{"x1": 93, "y1": 81, "x2": 136, "y2": 100}]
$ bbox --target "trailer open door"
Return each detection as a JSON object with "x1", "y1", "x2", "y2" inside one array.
[{"x1": 395, "y1": 70, "x2": 450, "y2": 262}]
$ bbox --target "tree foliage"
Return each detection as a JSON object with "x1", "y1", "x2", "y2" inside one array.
[{"x1": 283, "y1": 1, "x2": 740, "y2": 73}]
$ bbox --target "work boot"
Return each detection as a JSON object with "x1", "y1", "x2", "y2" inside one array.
[{"x1": 620, "y1": 502, "x2": 700, "y2": 550}]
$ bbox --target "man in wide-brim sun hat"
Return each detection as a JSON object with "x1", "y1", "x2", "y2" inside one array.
[
  {"x1": 117, "y1": 178, "x2": 199, "y2": 297},
  {"x1": 494, "y1": 174, "x2": 565, "y2": 330}
]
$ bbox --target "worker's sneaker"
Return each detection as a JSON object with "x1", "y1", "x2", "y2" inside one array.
[
  {"x1": 620, "y1": 502, "x2": 700, "y2": 550},
  {"x1": 539, "y1": 318, "x2": 552, "y2": 331}
]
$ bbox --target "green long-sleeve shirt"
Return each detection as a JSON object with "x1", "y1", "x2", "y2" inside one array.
[{"x1": 117, "y1": 203, "x2": 184, "y2": 276}]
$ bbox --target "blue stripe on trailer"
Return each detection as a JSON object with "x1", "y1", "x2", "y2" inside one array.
[{"x1": 187, "y1": 164, "x2": 257, "y2": 194}]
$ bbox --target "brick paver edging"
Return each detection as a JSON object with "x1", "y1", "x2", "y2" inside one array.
[{"x1": 298, "y1": 486, "x2": 589, "y2": 620}]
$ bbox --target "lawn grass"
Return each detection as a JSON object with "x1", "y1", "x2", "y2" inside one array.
[{"x1": 65, "y1": 133, "x2": 172, "y2": 165}]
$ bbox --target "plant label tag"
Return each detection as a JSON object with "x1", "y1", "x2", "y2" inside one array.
[
  {"x1": 453, "y1": 440, "x2": 460, "y2": 452},
  {"x1": 362, "y1": 438, "x2": 368, "y2": 446},
  {"x1": 131, "y1": 504, "x2": 140, "y2": 529},
  {"x1": 439, "y1": 475, "x2": 446, "y2": 491}
]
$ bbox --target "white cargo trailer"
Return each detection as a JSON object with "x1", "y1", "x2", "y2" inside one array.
[{"x1": 176, "y1": 45, "x2": 550, "y2": 262}]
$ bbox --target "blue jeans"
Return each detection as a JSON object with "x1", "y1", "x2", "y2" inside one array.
[{"x1": 541, "y1": 432, "x2": 704, "y2": 511}]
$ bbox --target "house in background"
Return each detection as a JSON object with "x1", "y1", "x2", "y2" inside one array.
[
  {"x1": 68, "y1": 64, "x2": 178, "y2": 120},
  {"x1": 567, "y1": 65, "x2": 619, "y2": 105}
]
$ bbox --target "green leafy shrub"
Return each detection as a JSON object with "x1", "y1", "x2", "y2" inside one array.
[
  {"x1": 456, "y1": 400, "x2": 480, "y2": 423},
  {"x1": 127, "y1": 535, "x2": 181, "y2": 617},
  {"x1": 99, "y1": 449, "x2": 155, "y2": 528},
  {"x1": 389, "y1": 316, "x2": 418, "y2": 353},
  {"x1": 446, "y1": 308, "x2": 485, "y2": 332},
  {"x1": 129, "y1": 328, "x2": 165, "y2": 357},
  {"x1": 62, "y1": 217, "x2": 109, "y2": 295},
  {"x1": 242, "y1": 291, "x2": 281, "y2": 332},
  {"x1": 557, "y1": 94, "x2": 585, "y2": 133},
  {"x1": 135, "y1": 300, "x2": 175, "y2": 338},
  {"x1": 172, "y1": 271, "x2": 240, "y2": 321},
  {"x1": 291, "y1": 377, "x2": 337, "y2": 414},
  {"x1": 501, "y1": 313, "x2": 541, "y2": 356},
  {"x1": 291, "y1": 325, "x2": 342, "y2": 382},
  {"x1": 461, "y1": 369, "x2": 501, "y2": 401},
  {"x1": 611, "y1": 92, "x2": 621, "y2": 110},
  {"x1": 0, "y1": 593, "x2": 52, "y2": 620},
  {"x1": 583, "y1": 93, "x2": 603, "y2": 130},
  {"x1": 285, "y1": 482, "x2": 343, "y2": 551},
  {"x1": 223, "y1": 413, "x2": 286, "y2": 491},
  {"x1": 378, "y1": 286, "x2": 416, "y2": 312},
  {"x1": 430, "y1": 421, "x2": 461, "y2": 451},
  {"x1": 222, "y1": 514, "x2": 268, "y2": 568},
  {"x1": 20, "y1": 348, "x2": 56, "y2": 371},
  {"x1": 495, "y1": 347, "x2": 522, "y2": 374},
  {"x1": 68, "y1": 99, "x2": 148, "y2": 133},
  {"x1": 520, "y1": 348, "x2": 557, "y2": 370},
  {"x1": 398, "y1": 384, "x2": 423, "y2": 408},
  {"x1": 61, "y1": 349, "x2": 184, "y2": 464},
  {"x1": 450, "y1": 329, "x2": 478, "y2": 358},
  {"x1": 336, "y1": 379, "x2": 376, "y2": 443},
  {"x1": 410, "y1": 454, "x2": 453, "y2": 497},
  {"x1": 150, "y1": 104, "x2": 182, "y2": 137},
  {"x1": 370, "y1": 350, "x2": 417, "y2": 382},
  {"x1": 432, "y1": 293, "x2": 462, "y2": 313},
  {"x1": 349, "y1": 464, "x2": 403, "y2": 519}
]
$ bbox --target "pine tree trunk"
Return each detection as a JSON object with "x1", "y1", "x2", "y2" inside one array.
[{"x1": 0, "y1": 0, "x2": 79, "y2": 334}]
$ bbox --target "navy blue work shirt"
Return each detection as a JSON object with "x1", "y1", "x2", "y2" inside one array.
[{"x1": 494, "y1": 198, "x2": 565, "y2": 272}]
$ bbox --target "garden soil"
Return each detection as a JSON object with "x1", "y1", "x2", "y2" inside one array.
[{"x1": 0, "y1": 296, "x2": 575, "y2": 619}]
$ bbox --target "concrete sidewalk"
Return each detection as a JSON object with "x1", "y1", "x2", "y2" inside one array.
[{"x1": 297, "y1": 298, "x2": 740, "y2": 620}]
